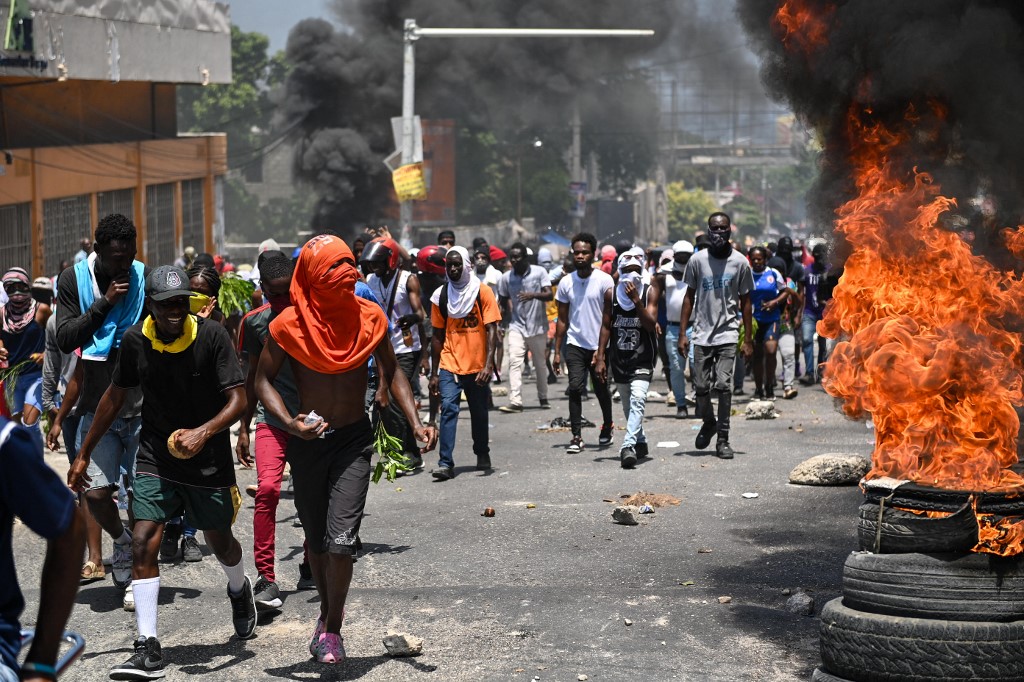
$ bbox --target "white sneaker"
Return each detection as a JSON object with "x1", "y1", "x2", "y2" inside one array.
[{"x1": 123, "y1": 583, "x2": 135, "y2": 612}]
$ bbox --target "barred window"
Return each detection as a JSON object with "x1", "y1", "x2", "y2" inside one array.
[
  {"x1": 43, "y1": 194, "x2": 90, "y2": 275},
  {"x1": 0, "y1": 203, "x2": 31, "y2": 275},
  {"x1": 181, "y1": 179, "x2": 205, "y2": 253},
  {"x1": 145, "y1": 183, "x2": 176, "y2": 267},
  {"x1": 97, "y1": 188, "x2": 135, "y2": 222}
]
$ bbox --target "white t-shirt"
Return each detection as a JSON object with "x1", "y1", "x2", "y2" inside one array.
[
  {"x1": 476, "y1": 265, "x2": 502, "y2": 288},
  {"x1": 663, "y1": 273, "x2": 689, "y2": 324},
  {"x1": 555, "y1": 269, "x2": 614, "y2": 351}
]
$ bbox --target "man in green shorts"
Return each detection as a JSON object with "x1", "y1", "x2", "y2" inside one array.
[{"x1": 69, "y1": 265, "x2": 255, "y2": 680}]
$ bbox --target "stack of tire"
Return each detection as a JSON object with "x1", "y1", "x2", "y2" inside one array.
[{"x1": 814, "y1": 485, "x2": 1024, "y2": 681}]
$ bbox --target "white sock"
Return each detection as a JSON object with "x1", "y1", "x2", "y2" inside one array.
[
  {"x1": 133, "y1": 577, "x2": 160, "y2": 639},
  {"x1": 115, "y1": 529, "x2": 132, "y2": 545},
  {"x1": 221, "y1": 557, "x2": 246, "y2": 595}
]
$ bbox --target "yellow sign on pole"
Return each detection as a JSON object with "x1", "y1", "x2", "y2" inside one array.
[{"x1": 393, "y1": 163, "x2": 427, "y2": 201}]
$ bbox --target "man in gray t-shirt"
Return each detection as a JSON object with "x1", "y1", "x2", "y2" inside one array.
[
  {"x1": 679, "y1": 212, "x2": 753, "y2": 459},
  {"x1": 497, "y1": 243, "x2": 553, "y2": 411}
]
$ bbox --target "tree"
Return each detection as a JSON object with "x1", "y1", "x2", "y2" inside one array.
[{"x1": 667, "y1": 182, "x2": 718, "y2": 241}]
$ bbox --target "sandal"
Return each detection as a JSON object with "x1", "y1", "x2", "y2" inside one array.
[{"x1": 81, "y1": 560, "x2": 106, "y2": 583}]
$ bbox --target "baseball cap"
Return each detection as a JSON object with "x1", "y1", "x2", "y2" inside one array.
[
  {"x1": 672, "y1": 240, "x2": 694, "y2": 255},
  {"x1": 31, "y1": 276, "x2": 52, "y2": 290},
  {"x1": 146, "y1": 265, "x2": 192, "y2": 301}
]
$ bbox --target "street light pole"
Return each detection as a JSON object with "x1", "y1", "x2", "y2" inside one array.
[{"x1": 398, "y1": 21, "x2": 654, "y2": 238}]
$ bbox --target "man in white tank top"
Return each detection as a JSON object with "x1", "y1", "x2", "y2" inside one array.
[{"x1": 360, "y1": 238, "x2": 427, "y2": 469}]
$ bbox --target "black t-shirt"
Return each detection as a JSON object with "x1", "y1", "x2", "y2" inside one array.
[
  {"x1": 607, "y1": 284, "x2": 658, "y2": 384},
  {"x1": 112, "y1": 317, "x2": 244, "y2": 487}
]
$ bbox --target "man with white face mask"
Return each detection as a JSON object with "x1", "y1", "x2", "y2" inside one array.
[
  {"x1": 659, "y1": 240, "x2": 694, "y2": 418},
  {"x1": 594, "y1": 247, "x2": 659, "y2": 469}
]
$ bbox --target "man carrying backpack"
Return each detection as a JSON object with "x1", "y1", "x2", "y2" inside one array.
[{"x1": 428, "y1": 247, "x2": 500, "y2": 481}]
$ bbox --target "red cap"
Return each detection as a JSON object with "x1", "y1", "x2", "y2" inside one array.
[{"x1": 489, "y1": 246, "x2": 507, "y2": 262}]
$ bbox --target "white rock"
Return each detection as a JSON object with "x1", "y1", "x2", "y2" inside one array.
[
  {"x1": 789, "y1": 453, "x2": 870, "y2": 486},
  {"x1": 612, "y1": 505, "x2": 640, "y2": 526},
  {"x1": 624, "y1": 618, "x2": 633, "y2": 626},
  {"x1": 382, "y1": 631, "x2": 424, "y2": 657},
  {"x1": 744, "y1": 400, "x2": 777, "y2": 419},
  {"x1": 578, "y1": 676, "x2": 589, "y2": 681}
]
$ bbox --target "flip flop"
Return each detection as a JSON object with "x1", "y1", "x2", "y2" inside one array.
[{"x1": 81, "y1": 560, "x2": 106, "y2": 583}]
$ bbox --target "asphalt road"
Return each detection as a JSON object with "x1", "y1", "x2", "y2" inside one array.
[{"x1": 13, "y1": 374, "x2": 871, "y2": 681}]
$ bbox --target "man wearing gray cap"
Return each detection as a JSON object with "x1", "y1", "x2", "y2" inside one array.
[{"x1": 70, "y1": 265, "x2": 256, "y2": 679}]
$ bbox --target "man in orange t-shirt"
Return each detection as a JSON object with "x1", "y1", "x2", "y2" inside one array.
[{"x1": 428, "y1": 246, "x2": 500, "y2": 480}]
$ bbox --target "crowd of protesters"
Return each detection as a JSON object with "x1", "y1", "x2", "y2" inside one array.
[{"x1": 0, "y1": 211, "x2": 838, "y2": 680}]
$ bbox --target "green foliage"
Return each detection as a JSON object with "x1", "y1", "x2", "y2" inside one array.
[
  {"x1": 0, "y1": 359, "x2": 33, "y2": 411},
  {"x1": 456, "y1": 128, "x2": 570, "y2": 226},
  {"x1": 217, "y1": 275, "x2": 256, "y2": 317},
  {"x1": 666, "y1": 182, "x2": 718, "y2": 241},
  {"x1": 178, "y1": 26, "x2": 285, "y2": 167},
  {"x1": 723, "y1": 194, "x2": 766, "y2": 240},
  {"x1": 372, "y1": 420, "x2": 412, "y2": 484}
]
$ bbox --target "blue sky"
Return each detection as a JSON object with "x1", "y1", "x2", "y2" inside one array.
[{"x1": 227, "y1": 1, "x2": 329, "y2": 53}]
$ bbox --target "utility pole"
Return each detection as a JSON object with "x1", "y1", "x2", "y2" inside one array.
[
  {"x1": 398, "y1": 21, "x2": 654, "y2": 238},
  {"x1": 570, "y1": 102, "x2": 582, "y2": 230}
]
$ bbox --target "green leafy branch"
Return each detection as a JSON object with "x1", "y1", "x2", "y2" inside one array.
[
  {"x1": 372, "y1": 420, "x2": 412, "y2": 484},
  {"x1": 0, "y1": 358, "x2": 35, "y2": 412},
  {"x1": 218, "y1": 275, "x2": 256, "y2": 317}
]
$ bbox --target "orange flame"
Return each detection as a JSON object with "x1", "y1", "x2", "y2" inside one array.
[
  {"x1": 819, "y1": 105, "x2": 1024, "y2": 553},
  {"x1": 772, "y1": 0, "x2": 834, "y2": 57}
]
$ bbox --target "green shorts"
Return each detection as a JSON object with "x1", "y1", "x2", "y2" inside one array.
[{"x1": 132, "y1": 473, "x2": 241, "y2": 532}]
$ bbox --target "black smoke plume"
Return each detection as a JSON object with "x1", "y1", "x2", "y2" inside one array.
[
  {"x1": 277, "y1": 1, "x2": 679, "y2": 235},
  {"x1": 737, "y1": 0, "x2": 1024, "y2": 260}
]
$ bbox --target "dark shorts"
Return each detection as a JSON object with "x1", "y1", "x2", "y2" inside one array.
[
  {"x1": 754, "y1": 320, "x2": 780, "y2": 343},
  {"x1": 286, "y1": 417, "x2": 373, "y2": 556},
  {"x1": 132, "y1": 473, "x2": 241, "y2": 532}
]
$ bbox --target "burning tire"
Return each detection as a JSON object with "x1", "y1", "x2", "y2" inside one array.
[
  {"x1": 843, "y1": 551, "x2": 1024, "y2": 622},
  {"x1": 820, "y1": 598, "x2": 1024, "y2": 681},
  {"x1": 862, "y1": 482, "x2": 1024, "y2": 516},
  {"x1": 856, "y1": 502, "x2": 978, "y2": 554}
]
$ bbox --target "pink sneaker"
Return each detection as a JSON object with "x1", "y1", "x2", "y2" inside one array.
[
  {"x1": 315, "y1": 632, "x2": 345, "y2": 664},
  {"x1": 308, "y1": 617, "x2": 324, "y2": 657}
]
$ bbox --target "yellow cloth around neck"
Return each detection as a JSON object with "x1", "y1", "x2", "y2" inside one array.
[{"x1": 142, "y1": 314, "x2": 198, "y2": 353}]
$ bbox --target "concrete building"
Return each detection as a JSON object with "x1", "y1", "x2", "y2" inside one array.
[{"x1": 0, "y1": 0, "x2": 231, "y2": 277}]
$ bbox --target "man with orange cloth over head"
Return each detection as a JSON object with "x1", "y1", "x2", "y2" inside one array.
[{"x1": 254, "y1": 234, "x2": 436, "y2": 665}]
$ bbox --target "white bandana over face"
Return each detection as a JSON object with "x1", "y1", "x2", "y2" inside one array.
[{"x1": 616, "y1": 247, "x2": 648, "y2": 311}]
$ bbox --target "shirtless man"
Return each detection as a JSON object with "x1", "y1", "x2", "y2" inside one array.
[{"x1": 255, "y1": 235, "x2": 436, "y2": 664}]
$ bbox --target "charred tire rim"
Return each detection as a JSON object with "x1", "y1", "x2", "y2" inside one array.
[
  {"x1": 843, "y1": 551, "x2": 1024, "y2": 622},
  {"x1": 820, "y1": 597, "x2": 1024, "y2": 681},
  {"x1": 863, "y1": 482, "x2": 1024, "y2": 515},
  {"x1": 857, "y1": 502, "x2": 978, "y2": 554},
  {"x1": 812, "y1": 668, "x2": 856, "y2": 682}
]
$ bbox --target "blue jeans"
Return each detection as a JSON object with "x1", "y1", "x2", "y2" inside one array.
[
  {"x1": 664, "y1": 325, "x2": 687, "y2": 407},
  {"x1": 77, "y1": 413, "x2": 140, "y2": 491},
  {"x1": 801, "y1": 311, "x2": 823, "y2": 377},
  {"x1": 438, "y1": 369, "x2": 490, "y2": 469},
  {"x1": 616, "y1": 378, "x2": 650, "y2": 449}
]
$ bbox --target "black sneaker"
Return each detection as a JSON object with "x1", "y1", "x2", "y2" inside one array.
[
  {"x1": 109, "y1": 636, "x2": 165, "y2": 680},
  {"x1": 675, "y1": 406, "x2": 689, "y2": 419},
  {"x1": 695, "y1": 421, "x2": 716, "y2": 450},
  {"x1": 566, "y1": 436, "x2": 583, "y2": 454},
  {"x1": 228, "y1": 576, "x2": 257, "y2": 639},
  {"x1": 765, "y1": 385, "x2": 776, "y2": 401},
  {"x1": 733, "y1": 387, "x2": 745, "y2": 396},
  {"x1": 620, "y1": 447, "x2": 637, "y2": 469},
  {"x1": 547, "y1": 373, "x2": 558, "y2": 385},
  {"x1": 253, "y1": 575, "x2": 282, "y2": 610},
  {"x1": 408, "y1": 453, "x2": 424, "y2": 470},
  {"x1": 539, "y1": 399, "x2": 551, "y2": 409},
  {"x1": 476, "y1": 454, "x2": 493, "y2": 471},
  {"x1": 599, "y1": 423, "x2": 614, "y2": 446},
  {"x1": 635, "y1": 441, "x2": 649, "y2": 459},
  {"x1": 431, "y1": 467, "x2": 454, "y2": 481},
  {"x1": 159, "y1": 524, "x2": 181, "y2": 561},
  {"x1": 181, "y1": 535, "x2": 203, "y2": 563},
  {"x1": 716, "y1": 439, "x2": 734, "y2": 460},
  {"x1": 297, "y1": 562, "x2": 316, "y2": 591},
  {"x1": 753, "y1": 388, "x2": 765, "y2": 400}
]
